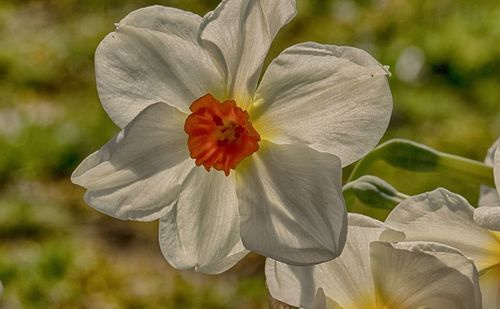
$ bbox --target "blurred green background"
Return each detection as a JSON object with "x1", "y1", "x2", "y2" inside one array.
[{"x1": 0, "y1": 0, "x2": 498, "y2": 307}]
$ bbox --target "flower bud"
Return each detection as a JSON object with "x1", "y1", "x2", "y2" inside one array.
[
  {"x1": 343, "y1": 175, "x2": 404, "y2": 209},
  {"x1": 377, "y1": 139, "x2": 440, "y2": 172}
]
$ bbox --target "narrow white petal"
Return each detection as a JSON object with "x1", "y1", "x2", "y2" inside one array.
[
  {"x1": 371, "y1": 241, "x2": 482, "y2": 309},
  {"x1": 96, "y1": 6, "x2": 224, "y2": 127},
  {"x1": 159, "y1": 168, "x2": 247, "y2": 274},
  {"x1": 495, "y1": 142, "x2": 500, "y2": 196},
  {"x1": 237, "y1": 141, "x2": 347, "y2": 265},
  {"x1": 266, "y1": 224, "x2": 394, "y2": 308},
  {"x1": 200, "y1": 0, "x2": 296, "y2": 108},
  {"x1": 477, "y1": 139, "x2": 500, "y2": 234},
  {"x1": 253, "y1": 42, "x2": 392, "y2": 166},
  {"x1": 479, "y1": 137, "x2": 500, "y2": 206},
  {"x1": 385, "y1": 188, "x2": 500, "y2": 272},
  {"x1": 71, "y1": 103, "x2": 193, "y2": 221},
  {"x1": 308, "y1": 288, "x2": 328, "y2": 309},
  {"x1": 485, "y1": 138, "x2": 500, "y2": 167},
  {"x1": 309, "y1": 288, "x2": 343, "y2": 309}
]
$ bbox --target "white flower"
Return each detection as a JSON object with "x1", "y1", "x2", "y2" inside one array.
[
  {"x1": 71, "y1": 0, "x2": 392, "y2": 273},
  {"x1": 386, "y1": 188, "x2": 499, "y2": 308},
  {"x1": 266, "y1": 214, "x2": 482, "y2": 309}
]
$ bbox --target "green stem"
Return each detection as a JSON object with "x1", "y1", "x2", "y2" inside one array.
[
  {"x1": 347, "y1": 148, "x2": 381, "y2": 182},
  {"x1": 437, "y1": 153, "x2": 495, "y2": 187},
  {"x1": 395, "y1": 191, "x2": 410, "y2": 200},
  {"x1": 347, "y1": 139, "x2": 495, "y2": 187}
]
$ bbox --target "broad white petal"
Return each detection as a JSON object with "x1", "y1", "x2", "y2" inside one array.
[
  {"x1": 478, "y1": 265, "x2": 500, "y2": 309},
  {"x1": 71, "y1": 103, "x2": 193, "y2": 221},
  {"x1": 237, "y1": 141, "x2": 347, "y2": 265},
  {"x1": 117, "y1": 5, "x2": 200, "y2": 35},
  {"x1": 159, "y1": 168, "x2": 248, "y2": 274},
  {"x1": 266, "y1": 224, "x2": 393, "y2": 308},
  {"x1": 479, "y1": 137, "x2": 500, "y2": 206},
  {"x1": 200, "y1": 0, "x2": 296, "y2": 108},
  {"x1": 253, "y1": 42, "x2": 392, "y2": 166},
  {"x1": 385, "y1": 188, "x2": 500, "y2": 272},
  {"x1": 96, "y1": 6, "x2": 224, "y2": 127},
  {"x1": 371, "y1": 241, "x2": 482, "y2": 309}
]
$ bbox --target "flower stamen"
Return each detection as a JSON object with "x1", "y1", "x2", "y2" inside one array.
[{"x1": 184, "y1": 94, "x2": 260, "y2": 175}]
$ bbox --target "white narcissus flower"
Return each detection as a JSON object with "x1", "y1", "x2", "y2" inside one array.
[
  {"x1": 386, "y1": 188, "x2": 500, "y2": 309},
  {"x1": 266, "y1": 214, "x2": 482, "y2": 309},
  {"x1": 71, "y1": 0, "x2": 393, "y2": 273}
]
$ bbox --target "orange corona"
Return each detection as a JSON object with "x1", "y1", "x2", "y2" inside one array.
[{"x1": 184, "y1": 94, "x2": 261, "y2": 175}]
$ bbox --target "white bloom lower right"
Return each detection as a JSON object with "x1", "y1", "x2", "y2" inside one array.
[{"x1": 266, "y1": 213, "x2": 482, "y2": 309}]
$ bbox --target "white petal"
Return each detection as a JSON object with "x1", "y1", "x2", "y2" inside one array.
[
  {"x1": 478, "y1": 188, "x2": 500, "y2": 208},
  {"x1": 237, "y1": 141, "x2": 347, "y2": 265},
  {"x1": 159, "y1": 168, "x2": 248, "y2": 274},
  {"x1": 117, "y1": 5, "x2": 200, "y2": 35},
  {"x1": 253, "y1": 42, "x2": 392, "y2": 166},
  {"x1": 370, "y1": 241, "x2": 482, "y2": 309},
  {"x1": 385, "y1": 188, "x2": 500, "y2": 272},
  {"x1": 495, "y1": 141, "x2": 500, "y2": 196},
  {"x1": 265, "y1": 225, "x2": 393, "y2": 308},
  {"x1": 478, "y1": 265, "x2": 500, "y2": 309},
  {"x1": 199, "y1": 0, "x2": 296, "y2": 108},
  {"x1": 479, "y1": 137, "x2": 500, "y2": 206},
  {"x1": 485, "y1": 138, "x2": 500, "y2": 167},
  {"x1": 347, "y1": 213, "x2": 388, "y2": 228},
  {"x1": 309, "y1": 288, "x2": 328, "y2": 309},
  {"x1": 474, "y1": 206, "x2": 500, "y2": 231},
  {"x1": 309, "y1": 288, "x2": 343, "y2": 309},
  {"x1": 348, "y1": 213, "x2": 405, "y2": 242},
  {"x1": 71, "y1": 103, "x2": 193, "y2": 221},
  {"x1": 96, "y1": 6, "x2": 224, "y2": 127}
]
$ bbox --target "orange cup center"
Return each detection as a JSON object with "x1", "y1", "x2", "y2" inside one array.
[{"x1": 184, "y1": 94, "x2": 261, "y2": 175}]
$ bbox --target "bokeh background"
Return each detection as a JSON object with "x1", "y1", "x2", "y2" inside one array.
[{"x1": 0, "y1": 0, "x2": 498, "y2": 307}]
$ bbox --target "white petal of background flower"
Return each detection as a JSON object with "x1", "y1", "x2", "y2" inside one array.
[
  {"x1": 95, "y1": 6, "x2": 224, "y2": 128},
  {"x1": 199, "y1": 0, "x2": 296, "y2": 108},
  {"x1": 253, "y1": 42, "x2": 392, "y2": 167},
  {"x1": 159, "y1": 168, "x2": 248, "y2": 274},
  {"x1": 474, "y1": 206, "x2": 500, "y2": 231},
  {"x1": 265, "y1": 222, "x2": 392, "y2": 308},
  {"x1": 479, "y1": 137, "x2": 500, "y2": 206},
  {"x1": 370, "y1": 241, "x2": 482, "y2": 309},
  {"x1": 267, "y1": 219, "x2": 481, "y2": 309},
  {"x1": 385, "y1": 188, "x2": 500, "y2": 271},
  {"x1": 309, "y1": 288, "x2": 343, "y2": 309},
  {"x1": 348, "y1": 213, "x2": 405, "y2": 242},
  {"x1": 237, "y1": 141, "x2": 347, "y2": 266},
  {"x1": 495, "y1": 141, "x2": 500, "y2": 195},
  {"x1": 478, "y1": 266, "x2": 500, "y2": 309},
  {"x1": 71, "y1": 103, "x2": 193, "y2": 221}
]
